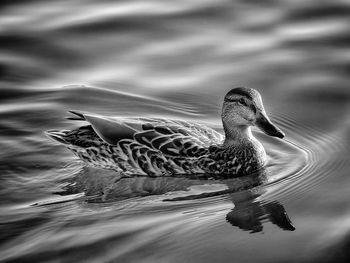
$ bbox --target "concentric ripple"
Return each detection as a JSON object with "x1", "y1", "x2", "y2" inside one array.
[{"x1": 259, "y1": 111, "x2": 348, "y2": 203}]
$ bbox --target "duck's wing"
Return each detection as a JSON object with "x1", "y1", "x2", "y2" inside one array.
[
  {"x1": 68, "y1": 111, "x2": 223, "y2": 157},
  {"x1": 78, "y1": 114, "x2": 136, "y2": 145}
]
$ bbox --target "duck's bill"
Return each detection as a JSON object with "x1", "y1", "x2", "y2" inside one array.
[{"x1": 255, "y1": 111, "x2": 285, "y2": 139}]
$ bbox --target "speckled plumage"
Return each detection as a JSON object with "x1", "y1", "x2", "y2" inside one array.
[{"x1": 47, "y1": 87, "x2": 284, "y2": 177}]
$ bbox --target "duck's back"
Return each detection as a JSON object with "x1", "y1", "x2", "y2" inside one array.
[{"x1": 47, "y1": 111, "x2": 225, "y2": 176}]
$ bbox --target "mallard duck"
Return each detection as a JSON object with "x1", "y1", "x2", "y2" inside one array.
[{"x1": 47, "y1": 87, "x2": 284, "y2": 177}]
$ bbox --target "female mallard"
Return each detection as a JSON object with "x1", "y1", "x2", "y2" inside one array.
[{"x1": 47, "y1": 87, "x2": 284, "y2": 177}]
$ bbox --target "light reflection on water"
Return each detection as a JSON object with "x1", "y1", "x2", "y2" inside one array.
[{"x1": 1, "y1": 0, "x2": 350, "y2": 262}]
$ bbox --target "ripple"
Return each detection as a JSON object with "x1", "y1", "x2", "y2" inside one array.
[{"x1": 261, "y1": 111, "x2": 349, "y2": 203}]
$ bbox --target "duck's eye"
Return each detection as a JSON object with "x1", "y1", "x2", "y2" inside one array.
[{"x1": 238, "y1": 98, "x2": 246, "y2": 106}]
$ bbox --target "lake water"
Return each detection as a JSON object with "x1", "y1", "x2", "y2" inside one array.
[{"x1": 1, "y1": 0, "x2": 350, "y2": 262}]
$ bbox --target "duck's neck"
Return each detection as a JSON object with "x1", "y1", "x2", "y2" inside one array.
[
  {"x1": 222, "y1": 121, "x2": 267, "y2": 169},
  {"x1": 222, "y1": 124, "x2": 254, "y2": 147}
]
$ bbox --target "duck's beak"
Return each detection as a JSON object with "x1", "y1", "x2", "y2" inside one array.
[{"x1": 255, "y1": 110, "x2": 285, "y2": 139}]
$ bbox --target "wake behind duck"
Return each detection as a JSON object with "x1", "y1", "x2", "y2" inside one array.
[{"x1": 47, "y1": 87, "x2": 284, "y2": 177}]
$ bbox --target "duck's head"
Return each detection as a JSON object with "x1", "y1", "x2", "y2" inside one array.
[{"x1": 222, "y1": 87, "x2": 284, "y2": 139}]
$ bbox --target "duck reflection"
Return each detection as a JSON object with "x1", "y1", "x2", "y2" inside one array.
[
  {"x1": 226, "y1": 191, "x2": 295, "y2": 233},
  {"x1": 56, "y1": 165, "x2": 294, "y2": 233},
  {"x1": 166, "y1": 169, "x2": 295, "y2": 233}
]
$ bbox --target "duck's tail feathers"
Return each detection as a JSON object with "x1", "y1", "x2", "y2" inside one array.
[
  {"x1": 45, "y1": 130, "x2": 69, "y2": 144},
  {"x1": 66, "y1": 110, "x2": 86, "y2": 121}
]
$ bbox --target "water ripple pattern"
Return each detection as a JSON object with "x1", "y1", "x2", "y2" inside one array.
[{"x1": 1, "y1": 0, "x2": 350, "y2": 263}]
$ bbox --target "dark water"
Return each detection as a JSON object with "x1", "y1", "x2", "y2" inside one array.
[{"x1": 1, "y1": 0, "x2": 350, "y2": 262}]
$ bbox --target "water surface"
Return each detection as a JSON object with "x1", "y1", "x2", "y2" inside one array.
[{"x1": 1, "y1": 0, "x2": 350, "y2": 262}]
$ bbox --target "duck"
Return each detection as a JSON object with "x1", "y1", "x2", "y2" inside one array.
[{"x1": 46, "y1": 87, "x2": 284, "y2": 177}]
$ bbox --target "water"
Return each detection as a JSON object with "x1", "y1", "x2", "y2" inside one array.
[{"x1": 1, "y1": 0, "x2": 350, "y2": 262}]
